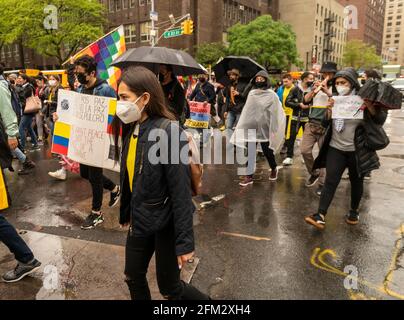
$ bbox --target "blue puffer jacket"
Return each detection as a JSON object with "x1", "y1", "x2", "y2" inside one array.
[{"x1": 77, "y1": 79, "x2": 117, "y2": 98}]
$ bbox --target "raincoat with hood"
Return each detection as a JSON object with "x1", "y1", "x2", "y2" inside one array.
[{"x1": 230, "y1": 71, "x2": 286, "y2": 153}]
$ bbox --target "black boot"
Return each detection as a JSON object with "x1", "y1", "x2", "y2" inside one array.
[{"x1": 18, "y1": 159, "x2": 36, "y2": 176}]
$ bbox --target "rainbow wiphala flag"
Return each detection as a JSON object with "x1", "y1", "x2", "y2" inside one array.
[{"x1": 73, "y1": 26, "x2": 126, "y2": 90}]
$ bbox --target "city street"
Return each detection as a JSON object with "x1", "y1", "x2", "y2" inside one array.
[{"x1": 1, "y1": 107, "x2": 403, "y2": 300}]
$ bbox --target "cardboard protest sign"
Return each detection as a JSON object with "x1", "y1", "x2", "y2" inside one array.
[
  {"x1": 184, "y1": 101, "x2": 211, "y2": 129},
  {"x1": 51, "y1": 90, "x2": 120, "y2": 172},
  {"x1": 332, "y1": 95, "x2": 364, "y2": 120}
]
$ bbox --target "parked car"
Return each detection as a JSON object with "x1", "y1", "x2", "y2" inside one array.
[{"x1": 392, "y1": 78, "x2": 404, "y2": 100}]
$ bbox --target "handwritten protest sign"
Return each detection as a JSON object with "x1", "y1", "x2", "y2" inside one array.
[
  {"x1": 332, "y1": 95, "x2": 364, "y2": 120},
  {"x1": 51, "y1": 90, "x2": 120, "y2": 172},
  {"x1": 184, "y1": 101, "x2": 211, "y2": 129}
]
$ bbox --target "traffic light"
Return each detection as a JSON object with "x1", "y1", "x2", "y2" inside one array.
[
  {"x1": 181, "y1": 19, "x2": 194, "y2": 35},
  {"x1": 181, "y1": 21, "x2": 187, "y2": 35}
]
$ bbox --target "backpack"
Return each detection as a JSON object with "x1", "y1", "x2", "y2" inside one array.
[{"x1": 159, "y1": 119, "x2": 203, "y2": 196}]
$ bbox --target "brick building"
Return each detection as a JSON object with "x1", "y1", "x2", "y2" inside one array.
[
  {"x1": 0, "y1": 0, "x2": 279, "y2": 70},
  {"x1": 336, "y1": 0, "x2": 386, "y2": 55}
]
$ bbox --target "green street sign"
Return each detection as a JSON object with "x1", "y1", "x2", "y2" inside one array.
[{"x1": 163, "y1": 28, "x2": 183, "y2": 39}]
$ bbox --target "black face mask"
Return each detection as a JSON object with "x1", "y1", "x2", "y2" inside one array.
[
  {"x1": 199, "y1": 78, "x2": 206, "y2": 83},
  {"x1": 306, "y1": 81, "x2": 314, "y2": 87},
  {"x1": 255, "y1": 82, "x2": 267, "y2": 88},
  {"x1": 361, "y1": 79, "x2": 366, "y2": 85},
  {"x1": 327, "y1": 80, "x2": 333, "y2": 87},
  {"x1": 77, "y1": 73, "x2": 89, "y2": 85}
]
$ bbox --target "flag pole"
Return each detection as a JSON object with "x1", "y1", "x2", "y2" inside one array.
[{"x1": 61, "y1": 25, "x2": 124, "y2": 66}]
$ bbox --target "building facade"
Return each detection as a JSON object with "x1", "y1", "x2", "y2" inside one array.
[
  {"x1": 382, "y1": 0, "x2": 404, "y2": 65},
  {"x1": 103, "y1": 0, "x2": 279, "y2": 54},
  {"x1": 337, "y1": 0, "x2": 386, "y2": 55},
  {"x1": 0, "y1": 0, "x2": 279, "y2": 70},
  {"x1": 279, "y1": 0, "x2": 347, "y2": 70}
]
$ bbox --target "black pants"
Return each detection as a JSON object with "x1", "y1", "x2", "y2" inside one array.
[
  {"x1": 286, "y1": 120, "x2": 306, "y2": 158},
  {"x1": 247, "y1": 142, "x2": 277, "y2": 177},
  {"x1": 79, "y1": 164, "x2": 116, "y2": 212},
  {"x1": 318, "y1": 147, "x2": 364, "y2": 216},
  {"x1": 125, "y1": 220, "x2": 209, "y2": 300}
]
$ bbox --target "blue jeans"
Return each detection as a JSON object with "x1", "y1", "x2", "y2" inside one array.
[
  {"x1": 12, "y1": 147, "x2": 27, "y2": 164},
  {"x1": 0, "y1": 214, "x2": 34, "y2": 264},
  {"x1": 226, "y1": 111, "x2": 240, "y2": 130},
  {"x1": 19, "y1": 114, "x2": 38, "y2": 150}
]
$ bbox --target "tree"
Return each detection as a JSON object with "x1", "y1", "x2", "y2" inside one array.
[
  {"x1": 0, "y1": 0, "x2": 106, "y2": 65},
  {"x1": 195, "y1": 42, "x2": 228, "y2": 67},
  {"x1": 343, "y1": 40, "x2": 382, "y2": 70},
  {"x1": 227, "y1": 15, "x2": 302, "y2": 70}
]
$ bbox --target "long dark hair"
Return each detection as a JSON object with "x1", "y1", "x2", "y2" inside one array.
[{"x1": 112, "y1": 66, "x2": 176, "y2": 161}]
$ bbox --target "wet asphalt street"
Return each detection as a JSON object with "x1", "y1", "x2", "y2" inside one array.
[{"x1": 1, "y1": 108, "x2": 404, "y2": 300}]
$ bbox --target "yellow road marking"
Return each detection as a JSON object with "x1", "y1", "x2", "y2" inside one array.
[{"x1": 219, "y1": 232, "x2": 271, "y2": 241}]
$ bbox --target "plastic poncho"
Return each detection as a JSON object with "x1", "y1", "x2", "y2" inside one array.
[{"x1": 230, "y1": 88, "x2": 286, "y2": 153}]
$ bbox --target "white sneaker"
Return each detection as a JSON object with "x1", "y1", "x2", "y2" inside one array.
[
  {"x1": 48, "y1": 169, "x2": 67, "y2": 181},
  {"x1": 282, "y1": 158, "x2": 294, "y2": 166}
]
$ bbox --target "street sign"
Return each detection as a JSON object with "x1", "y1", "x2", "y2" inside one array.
[
  {"x1": 163, "y1": 28, "x2": 183, "y2": 39},
  {"x1": 150, "y1": 11, "x2": 158, "y2": 21}
]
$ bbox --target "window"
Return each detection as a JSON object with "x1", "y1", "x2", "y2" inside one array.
[
  {"x1": 109, "y1": 0, "x2": 114, "y2": 12},
  {"x1": 315, "y1": 35, "x2": 318, "y2": 44},
  {"x1": 116, "y1": 0, "x2": 121, "y2": 11},
  {"x1": 123, "y1": 0, "x2": 128, "y2": 9},
  {"x1": 130, "y1": 0, "x2": 135, "y2": 7},
  {"x1": 140, "y1": 21, "x2": 151, "y2": 42},
  {"x1": 124, "y1": 24, "x2": 136, "y2": 44},
  {"x1": 139, "y1": 0, "x2": 145, "y2": 6}
]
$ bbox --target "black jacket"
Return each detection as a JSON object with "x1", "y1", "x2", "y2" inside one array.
[
  {"x1": 224, "y1": 81, "x2": 249, "y2": 114},
  {"x1": 313, "y1": 108, "x2": 388, "y2": 177},
  {"x1": 285, "y1": 85, "x2": 310, "y2": 120},
  {"x1": 162, "y1": 78, "x2": 186, "y2": 120},
  {"x1": 119, "y1": 117, "x2": 195, "y2": 256}
]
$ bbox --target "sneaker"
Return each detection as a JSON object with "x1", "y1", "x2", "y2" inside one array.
[
  {"x1": 346, "y1": 210, "x2": 360, "y2": 225},
  {"x1": 18, "y1": 160, "x2": 36, "y2": 176},
  {"x1": 30, "y1": 145, "x2": 41, "y2": 152},
  {"x1": 282, "y1": 157, "x2": 294, "y2": 166},
  {"x1": 306, "y1": 174, "x2": 319, "y2": 187},
  {"x1": 48, "y1": 169, "x2": 67, "y2": 181},
  {"x1": 239, "y1": 176, "x2": 254, "y2": 187},
  {"x1": 316, "y1": 185, "x2": 323, "y2": 196},
  {"x1": 364, "y1": 173, "x2": 371, "y2": 181},
  {"x1": 304, "y1": 214, "x2": 326, "y2": 230},
  {"x1": 81, "y1": 212, "x2": 104, "y2": 230},
  {"x1": 109, "y1": 186, "x2": 121, "y2": 208},
  {"x1": 269, "y1": 168, "x2": 278, "y2": 181},
  {"x1": 2, "y1": 259, "x2": 41, "y2": 283},
  {"x1": 219, "y1": 125, "x2": 226, "y2": 131}
]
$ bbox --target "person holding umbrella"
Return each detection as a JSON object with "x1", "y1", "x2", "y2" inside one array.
[
  {"x1": 159, "y1": 64, "x2": 187, "y2": 123},
  {"x1": 224, "y1": 69, "x2": 250, "y2": 130}
]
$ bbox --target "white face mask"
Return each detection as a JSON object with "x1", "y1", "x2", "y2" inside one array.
[
  {"x1": 116, "y1": 95, "x2": 145, "y2": 124},
  {"x1": 48, "y1": 80, "x2": 57, "y2": 87},
  {"x1": 336, "y1": 85, "x2": 351, "y2": 96}
]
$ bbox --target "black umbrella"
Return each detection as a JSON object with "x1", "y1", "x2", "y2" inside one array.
[
  {"x1": 111, "y1": 46, "x2": 206, "y2": 76},
  {"x1": 359, "y1": 79, "x2": 403, "y2": 110},
  {"x1": 213, "y1": 56, "x2": 266, "y2": 86}
]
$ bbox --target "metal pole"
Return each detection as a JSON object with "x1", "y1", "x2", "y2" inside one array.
[{"x1": 151, "y1": 0, "x2": 156, "y2": 46}]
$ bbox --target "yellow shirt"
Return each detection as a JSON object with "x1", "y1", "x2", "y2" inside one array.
[
  {"x1": 282, "y1": 86, "x2": 294, "y2": 108},
  {"x1": 127, "y1": 134, "x2": 138, "y2": 192}
]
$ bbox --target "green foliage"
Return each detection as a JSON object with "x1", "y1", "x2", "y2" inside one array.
[
  {"x1": 342, "y1": 40, "x2": 382, "y2": 70},
  {"x1": 195, "y1": 42, "x2": 228, "y2": 67},
  {"x1": 0, "y1": 0, "x2": 106, "y2": 64},
  {"x1": 227, "y1": 15, "x2": 302, "y2": 70}
]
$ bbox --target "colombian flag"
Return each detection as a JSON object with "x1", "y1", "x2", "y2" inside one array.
[
  {"x1": 51, "y1": 122, "x2": 71, "y2": 156},
  {"x1": 107, "y1": 99, "x2": 117, "y2": 134}
]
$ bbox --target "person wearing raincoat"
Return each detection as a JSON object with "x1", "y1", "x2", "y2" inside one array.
[{"x1": 230, "y1": 71, "x2": 286, "y2": 187}]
